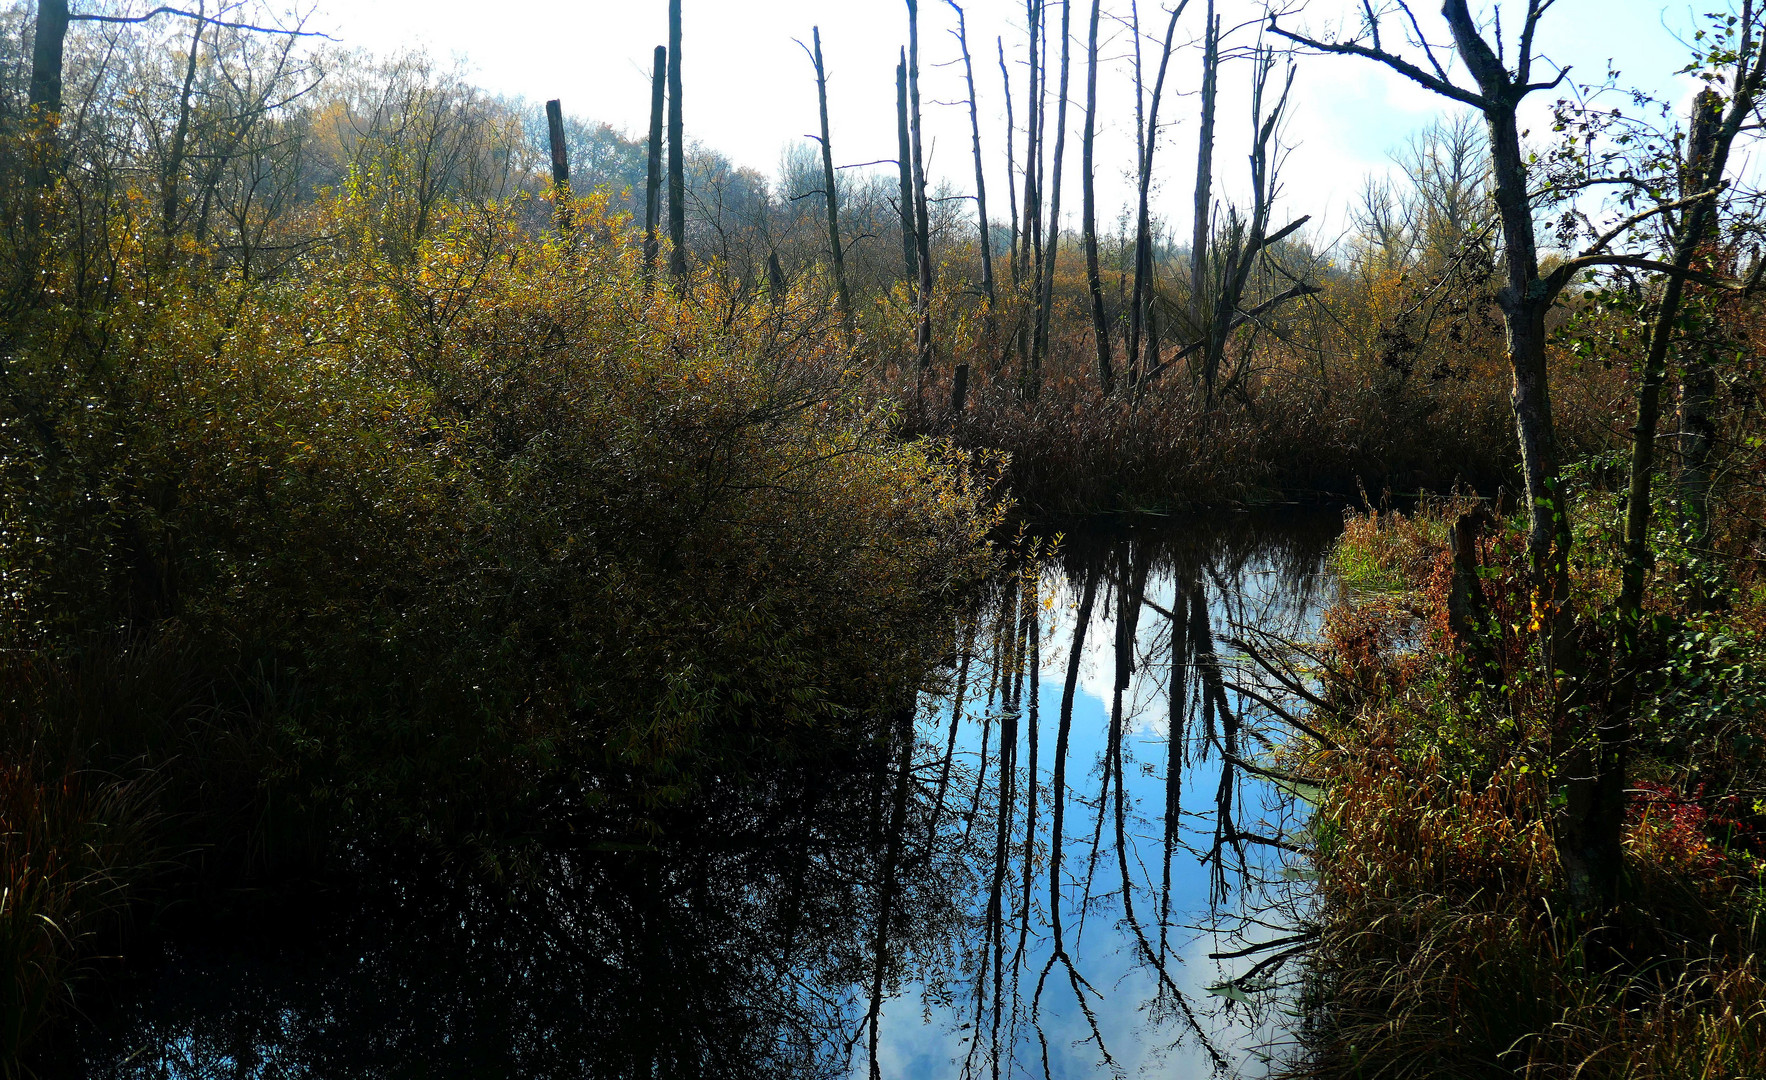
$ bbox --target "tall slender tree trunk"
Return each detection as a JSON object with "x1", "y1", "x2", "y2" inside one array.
[
  {"x1": 667, "y1": 0, "x2": 688, "y2": 281},
  {"x1": 810, "y1": 27, "x2": 853, "y2": 339},
  {"x1": 1081, "y1": 0, "x2": 1112, "y2": 394},
  {"x1": 162, "y1": 7, "x2": 207, "y2": 240},
  {"x1": 1189, "y1": 0, "x2": 1218, "y2": 339},
  {"x1": 1049, "y1": 568, "x2": 1099, "y2": 950},
  {"x1": 1030, "y1": 0, "x2": 1072, "y2": 393},
  {"x1": 28, "y1": 0, "x2": 70, "y2": 115},
  {"x1": 866, "y1": 704, "x2": 917, "y2": 1080},
  {"x1": 1127, "y1": 2, "x2": 1186, "y2": 385},
  {"x1": 1676, "y1": 93, "x2": 1729, "y2": 610},
  {"x1": 1019, "y1": 0, "x2": 1044, "y2": 370},
  {"x1": 907, "y1": 0, "x2": 935, "y2": 371},
  {"x1": 1603, "y1": 87, "x2": 1749, "y2": 903},
  {"x1": 896, "y1": 54, "x2": 920, "y2": 292},
  {"x1": 644, "y1": 46, "x2": 666, "y2": 289},
  {"x1": 949, "y1": 3, "x2": 995, "y2": 315},
  {"x1": 999, "y1": 38, "x2": 1020, "y2": 296},
  {"x1": 1678, "y1": 335, "x2": 1718, "y2": 585}
]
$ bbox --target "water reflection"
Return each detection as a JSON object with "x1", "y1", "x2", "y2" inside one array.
[
  {"x1": 61, "y1": 512, "x2": 1339, "y2": 1080},
  {"x1": 887, "y1": 512, "x2": 1337, "y2": 1079}
]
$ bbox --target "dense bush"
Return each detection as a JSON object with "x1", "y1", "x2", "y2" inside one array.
[{"x1": 0, "y1": 186, "x2": 1004, "y2": 1058}]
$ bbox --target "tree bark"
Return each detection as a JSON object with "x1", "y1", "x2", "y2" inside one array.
[
  {"x1": 1676, "y1": 93, "x2": 1729, "y2": 609},
  {"x1": 906, "y1": 0, "x2": 935, "y2": 370},
  {"x1": 1081, "y1": 0, "x2": 1113, "y2": 394},
  {"x1": 810, "y1": 27, "x2": 853, "y2": 339},
  {"x1": 1030, "y1": 0, "x2": 1072, "y2": 393},
  {"x1": 545, "y1": 98, "x2": 571, "y2": 230},
  {"x1": 999, "y1": 38, "x2": 1020, "y2": 295},
  {"x1": 896, "y1": 53, "x2": 920, "y2": 292},
  {"x1": 1020, "y1": 0, "x2": 1044, "y2": 366},
  {"x1": 161, "y1": 7, "x2": 207, "y2": 239},
  {"x1": 1126, "y1": 2, "x2": 1186, "y2": 385},
  {"x1": 28, "y1": 0, "x2": 70, "y2": 114},
  {"x1": 1190, "y1": 0, "x2": 1219, "y2": 340},
  {"x1": 645, "y1": 46, "x2": 666, "y2": 288},
  {"x1": 667, "y1": 0, "x2": 687, "y2": 281},
  {"x1": 948, "y1": 3, "x2": 995, "y2": 316}
]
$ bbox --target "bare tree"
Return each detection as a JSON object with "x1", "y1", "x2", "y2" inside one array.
[
  {"x1": 805, "y1": 27, "x2": 852, "y2": 338},
  {"x1": 1030, "y1": 0, "x2": 1073, "y2": 391},
  {"x1": 1271, "y1": 0, "x2": 1765, "y2": 908},
  {"x1": 1125, "y1": 1, "x2": 1186, "y2": 386},
  {"x1": 1081, "y1": 0, "x2": 1113, "y2": 393},
  {"x1": 644, "y1": 45, "x2": 665, "y2": 287},
  {"x1": 948, "y1": 2, "x2": 995, "y2": 316},
  {"x1": 906, "y1": 0, "x2": 934, "y2": 370},
  {"x1": 999, "y1": 38, "x2": 1020, "y2": 295},
  {"x1": 895, "y1": 52, "x2": 919, "y2": 290},
  {"x1": 1189, "y1": 0, "x2": 1219, "y2": 335},
  {"x1": 667, "y1": 0, "x2": 686, "y2": 281}
]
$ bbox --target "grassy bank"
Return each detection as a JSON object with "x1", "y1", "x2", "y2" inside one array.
[{"x1": 1291, "y1": 501, "x2": 1766, "y2": 1078}]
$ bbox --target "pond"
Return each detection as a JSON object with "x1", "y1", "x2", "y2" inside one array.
[{"x1": 59, "y1": 511, "x2": 1342, "y2": 1080}]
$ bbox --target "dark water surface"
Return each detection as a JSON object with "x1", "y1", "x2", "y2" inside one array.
[{"x1": 62, "y1": 512, "x2": 1341, "y2": 1079}]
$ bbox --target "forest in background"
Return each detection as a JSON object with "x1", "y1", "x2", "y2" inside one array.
[{"x1": 0, "y1": 0, "x2": 1764, "y2": 1075}]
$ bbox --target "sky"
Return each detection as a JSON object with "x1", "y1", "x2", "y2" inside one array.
[{"x1": 306, "y1": 0, "x2": 1710, "y2": 248}]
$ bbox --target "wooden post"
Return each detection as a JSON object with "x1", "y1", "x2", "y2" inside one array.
[
  {"x1": 545, "y1": 98, "x2": 571, "y2": 230},
  {"x1": 644, "y1": 47, "x2": 666, "y2": 286}
]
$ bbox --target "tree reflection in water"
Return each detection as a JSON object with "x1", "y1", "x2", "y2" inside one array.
[{"x1": 65, "y1": 512, "x2": 1338, "y2": 1080}]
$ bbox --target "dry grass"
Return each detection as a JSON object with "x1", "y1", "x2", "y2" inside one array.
[{"x1": 0, "y1": 757, "x2": 159, "y2": 1072}]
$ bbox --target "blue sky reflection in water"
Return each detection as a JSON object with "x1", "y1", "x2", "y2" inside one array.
[
  {"x1": 865, "y1": 516, "x2": 1338, "y2": 1078},
  {"x1": 63, "y1": 515, "x2": 1340, "y2": 1080}
]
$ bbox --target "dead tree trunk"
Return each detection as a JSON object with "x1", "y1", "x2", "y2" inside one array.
[
  {"x1": 907, "y1": 0, "x2": 935, "y2": 371},
  {"x1": 1081, "y1": 0, "x2": 1112, "y2": 394},
  {"x1": 1189, "y1": 0, "x2": 1219, "y2": 340},
  {"x1": 161, "y1": 9, "x2": 207, "y2": 240},
  {"x1": 644, "y1": 46, "x2": 666, "y2": 287},
  {"x1": 1201, "y1": 52, "x2": 1301, "y2": 404},
  {"x1": 667, "y1": 0, "x2": 687, "y2": 281},
  {"x1": 809, "y1": 27, "x2": 853, "y2": 338},
  {"x1": 1029, "y1": 0, "x2": 1073, "y2": 393},
  {"x1": 896, "y1": 54, "x2": 920, "y2": 292},
  {"x1": 1019, "y1": 0, "x2": 1044, "y2": 369},
  {"x1": 999, "y1": 38, "x2": 1020, "y2": 294},
  {"x1": 1126, "y1": 1, "x2": 1187, "y2": 386},
  {"x1": 545, "y1": 98, "x2": 571, "y2": 230},
  {"x1": 28, "y1": 0, "x2": 70, "y2": 115},
  {"x1": 949, "y1": 2, "x2": 996, "y2": 318}
]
